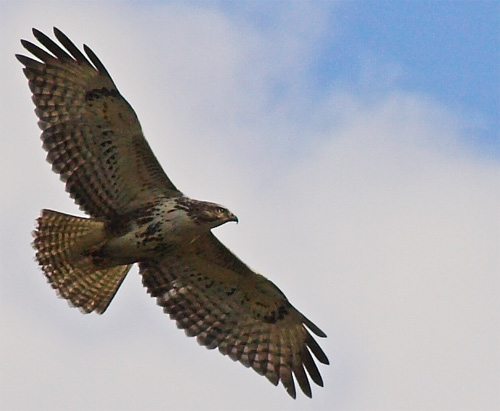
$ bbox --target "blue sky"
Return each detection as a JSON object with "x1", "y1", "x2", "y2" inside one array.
[
  {"x1": 220, "y1": 1, "x2": 500, "y2": 158},
  {"x1": 336, "y1": 1, "x2": 499, "y2": 157},
  {"x1": 1, "y1": 2, "x2": 499, "y2": 410}
]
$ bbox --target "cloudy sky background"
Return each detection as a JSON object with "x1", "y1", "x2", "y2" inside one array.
[{"x1": 1, "y1": 2, "x2": 498, "y2": 410}]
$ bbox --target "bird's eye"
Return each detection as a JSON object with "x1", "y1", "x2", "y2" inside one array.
[{"x1": 217, "y1": 207, "x2": 225, "y2": 214}]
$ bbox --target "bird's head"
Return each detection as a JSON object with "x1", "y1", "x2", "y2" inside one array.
[
  {"x1": 197, "y1": 202, "x2": 238, "y2": 229},
  {"x1": 176, "y1": 197, "x2": 238, "y2": 229}
]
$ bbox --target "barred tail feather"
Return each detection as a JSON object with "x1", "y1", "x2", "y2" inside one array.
[{"x1": 33, "y1": 209, "x2": 131, "y2": 314}]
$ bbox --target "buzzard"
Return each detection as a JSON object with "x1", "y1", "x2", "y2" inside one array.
[{"x1": 17, "y1": 28, "x2": 329, "y2": 399}]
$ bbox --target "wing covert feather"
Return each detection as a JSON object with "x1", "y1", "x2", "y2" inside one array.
[
  {"x1": 17, "y1": 28, "x2": 180, "y2": 218},
  {"x1": 139, "y1": 233, "x2": 329, "y2": 398}
]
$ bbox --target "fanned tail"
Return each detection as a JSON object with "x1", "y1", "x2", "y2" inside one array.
[{"x1": 33, "y1": 209, "x2": 131, "y2": 313}]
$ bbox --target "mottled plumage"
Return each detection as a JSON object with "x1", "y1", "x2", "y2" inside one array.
[{"x1": 17, "y1": 27, "x2": 329, "y2": 398}]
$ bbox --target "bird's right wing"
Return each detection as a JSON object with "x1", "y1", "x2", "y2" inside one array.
[
  {"x1": 139, "y1": 232, "x2": 329, "y2": 398},
  {"x1": 17, "y1": 28, "x2": 180, "y2": 218}
]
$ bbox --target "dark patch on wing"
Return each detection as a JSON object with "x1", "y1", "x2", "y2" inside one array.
[
  {"x1": 144, "y1": 221, "x2": 162, "y2": 237},
  {"x1": 85, "y1": 87, "x2": 120, "y2": 101},
  {"x1": 263, "y1": 304, "x2": 290, "y2": 324}
]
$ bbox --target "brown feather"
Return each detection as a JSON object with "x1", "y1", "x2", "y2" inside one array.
[
  {"x1": 33, "y1": 209, "x2": 131, "y2": 313},
  {"x1": 19, "y1": 28, "x2": 329, "y2": 399},
  {"x1": 17, "y1": 28, "x2": 180, "y2": 218},
  {"x1": 139, "y1": 233, "x2": 328, "y2": 398}
]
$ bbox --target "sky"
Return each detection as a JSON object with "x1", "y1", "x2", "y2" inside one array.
[{"x1": 0, "y1": 1, "x2": 499, "y2": 410}]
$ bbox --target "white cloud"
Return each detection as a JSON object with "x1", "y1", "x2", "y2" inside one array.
[
  {"x1": 273, "y1": 91, "x2": 500, "y2": 409},
  {"x1": 1, "y1": 2, "x2": 498, "y2": 410}
]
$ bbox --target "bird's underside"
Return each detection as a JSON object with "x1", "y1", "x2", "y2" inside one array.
[{"x1": 17, "y1": 27, "x2": 329, "y2": 399}]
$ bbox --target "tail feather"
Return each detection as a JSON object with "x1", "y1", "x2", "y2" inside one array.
[{"x1": 33, "y1": 209, "x2": 131, "y2": 314}]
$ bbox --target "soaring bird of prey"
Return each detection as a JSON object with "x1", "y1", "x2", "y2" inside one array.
[{"x1": 17, "y1": 28, "x2": 329, "y2": 399}]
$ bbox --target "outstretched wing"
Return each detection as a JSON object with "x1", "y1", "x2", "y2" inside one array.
[
  {"x1": 16, "y1": 28, "x2": 180, "y2": 218},
  {"x1": 140, "y1": 233, "x2": 329, "y2": 398}
]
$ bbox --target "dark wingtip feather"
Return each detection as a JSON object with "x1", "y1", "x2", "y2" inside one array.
[
  {"x1": 20, "y1": 39, "x2": 40, "y2": 57},
  {"x1": 53, "y1": 27, "x2": 90, "y2": 64},
  {"x1": 19, "y1": 39, "x2": 58, "y2": 65},
  {"x1": 301, "y1": 346, "x2": 324, "y2": 387},
  {"x1": 32, "y1": 28, "x2": 50, "y2": 46},
  {"x1": 302, "y1": 315, "x2": 327, "y2": 338},
  {"x1": 20, "y1": 39, "x2": 32, "y2": 50},
  {"x1": 293, "y1": 363, "x2": 312, "y2": 398},
  {"x1": 83, "y1": 44, "x2": 111, "y2": 78},
  {"x1": 285, "y1": 383, "x2": 297, "y2": 399},
  {"x1": 306, "y1": 333, "x2": 330, "y2": 365},
  {"x1": 15, "y1": 53, "x2": 27, "y2": 64},
  {"x1": 280, "y1": 367, "x2": 297, "y2": 399},
  {"x1": 32, "y1": 27, "x2": 73, "y2": 62}
]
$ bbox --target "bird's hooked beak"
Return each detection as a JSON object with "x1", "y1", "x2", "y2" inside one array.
[{"x1": 227, "y1": 211, "x2": 239, "y2": 224}]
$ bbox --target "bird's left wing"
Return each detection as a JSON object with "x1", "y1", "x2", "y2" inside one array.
[
  {"x1": 139, "y1": 233, "x2": 329, "y2": 398},
  {"x1": 16, "y1": 28, "x2": 180, "y2": 218}
]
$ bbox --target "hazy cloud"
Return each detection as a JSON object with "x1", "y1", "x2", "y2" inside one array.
[{"x1": 1, "y1": 2, "x2": 498, "y2": 410}]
